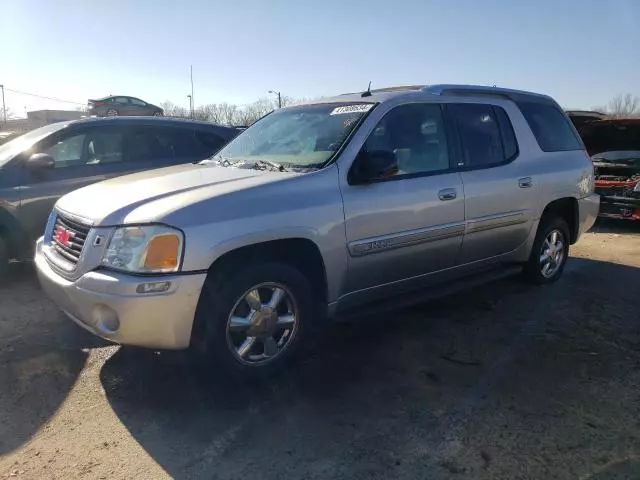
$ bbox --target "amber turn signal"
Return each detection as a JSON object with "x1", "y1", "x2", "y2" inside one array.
[{"x1": 143, "y1": 234, "x2": 180, "y2": 270}]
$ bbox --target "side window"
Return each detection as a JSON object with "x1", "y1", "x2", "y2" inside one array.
[
  {"x1": 114, "y1": 97, "x2": 130, "y2": 105},
  {"x1": 517, "y1": 101, "x2": 583, "y2": 152},
  {"x1": 450, "y1": 104, "x2": 509, "y2": 168},
  {"x1": 41, "y1": 128, "x2": 124, "y2": 167},
  {"x1": 128, "y1": 127, "x2": 219, "y2": 162},
  {"x1": 129, "y1": 98, "x2": 146, "y2": 106},
  {"x1": 43, "y1": 133, "x2": 86, "y2": 167},
  {"x1": 195, "y1": 131, "x2": 225, "y2": 156},
  {"x1": 129, "y1": 127, "x2": 166, "y2": 161},
  {"x1": 494, "y1": 107, "x2": 518, "y2": 160},
  {"x1": 363, "y1": 103, "x2": 450, "y2": 176},
  {"x1": 85, "y1": 130, "x2": 124, "y2": 164}
]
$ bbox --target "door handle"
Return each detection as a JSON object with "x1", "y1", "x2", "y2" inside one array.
[
  {"x1": 518, "y1": 177, "x2": 533, "y2": 188},
  {"x1": 438, "y1": 188, "x2": 457, "y2": 201}
]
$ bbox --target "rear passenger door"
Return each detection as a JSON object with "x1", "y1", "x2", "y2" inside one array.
[{"x1": 446, "y1": 102, "x2": 537, "y2": 264}]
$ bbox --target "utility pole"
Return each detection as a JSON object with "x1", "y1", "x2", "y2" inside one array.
[
  {"x1": 0, "y1": 85, "x2": 6, "y2": 126},
  {"x1": 187, "y1": 94, "x2": 193, "y2": 119},
  {"x1": 190, "y1": 65, "x2": 194, "y2": 115},
  {"x1": 269, "y1": 90, "x2": 282, "y2": 109}
]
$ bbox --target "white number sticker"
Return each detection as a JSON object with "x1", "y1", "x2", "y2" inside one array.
[{"x1": 330, "y1": 104, "x2": 373, "y2": 115}]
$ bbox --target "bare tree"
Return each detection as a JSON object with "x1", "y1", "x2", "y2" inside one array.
[
  {"x1": 158, "y1": 95, "x2": 314, "y2": 127},
  {"x1": 160, "y1": 101, "x2": 189, "y2": 118},
  {"x1": 603, "y1": 93, "x2": 640, "y2": 118}
]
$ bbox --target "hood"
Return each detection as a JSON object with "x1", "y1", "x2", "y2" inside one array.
[
  {"x1": 56, "y1": 163, "x2": 297, "y2": 226},
  {"x1": 580, "y1": 119, "x2": 640, "y2": 157}
]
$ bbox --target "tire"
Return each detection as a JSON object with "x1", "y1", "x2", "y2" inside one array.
[
  {"x1": 0, "y1": 236, "x2": 9, "y2": 282},
  {"x1": 105, "y1": 109, "x2": 118, "y2": 117},
  {"x1": 194, "y1": 261, "x2": 317, "y2": 378},
  {"x1": 523, "y1": 215, "x2": 570, "y2": 285},
  {"x1": 153, "y1": 111, "x2": 163, "y2": 117}
]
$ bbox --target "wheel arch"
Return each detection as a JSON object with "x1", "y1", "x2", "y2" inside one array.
[
  {"x1": 540, "y1": 197, "x2": 579, "y2": 244},
  {"x1": 190, "y1": 237, "x2": 329, "y2": 348}
]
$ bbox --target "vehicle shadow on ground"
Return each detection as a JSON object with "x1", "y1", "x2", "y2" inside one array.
[
  {"x1": 100, "y1": 257, "x2": 640, "y2": 479},
  {"x1": 591, "y1": 217, "x2": 640, "y2": 235},
  {"x1": 0, "y1": 262, "x2": 107, "y2": 456}
]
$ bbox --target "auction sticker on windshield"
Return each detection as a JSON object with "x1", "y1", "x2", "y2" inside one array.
[{"x1": 330, "y1": 104, "x2": 374, "y2": 115}]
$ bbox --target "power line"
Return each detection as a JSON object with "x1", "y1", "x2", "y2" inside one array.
[{"x1": 3, "y1": 87, "x2": 85, "y2": 106}]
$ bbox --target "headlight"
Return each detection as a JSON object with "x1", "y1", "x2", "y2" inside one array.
[{"x1": 102, "y1": 225, "x2": 183, "y2": 274}]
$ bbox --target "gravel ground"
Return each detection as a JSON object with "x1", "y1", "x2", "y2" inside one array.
[{"x1": 1, "y1": 219, "x2": 639, "y2": 480}]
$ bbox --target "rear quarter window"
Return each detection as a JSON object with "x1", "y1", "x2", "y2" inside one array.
[{"x1": 517, "y1": 102, "x2": 583, "y2": 152}]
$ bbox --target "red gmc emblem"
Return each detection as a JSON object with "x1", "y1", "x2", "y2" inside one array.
[{"x1": 54, "y1": 226, "x2": 75, "y2": 247}]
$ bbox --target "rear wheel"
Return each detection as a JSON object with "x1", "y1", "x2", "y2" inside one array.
[
  {"x1": 524, "y1": 216, "x2": 570, "y2": 284},
  {"x1": 105, "y1": 109, "x2": 118, "y2": 117},
  {"x1": 194, "y1": 262, "x2": 316, "y2": 378}
]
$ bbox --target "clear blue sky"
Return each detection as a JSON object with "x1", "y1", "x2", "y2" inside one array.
[{"x1": 2, "y1": 0, "x2": 639, "y2": 115}]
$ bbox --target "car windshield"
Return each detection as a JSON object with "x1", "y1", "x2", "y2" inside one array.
[
  {"x1": 0, "y1": 122, "x2": 68, "y2": 167},
  {"x1": 204, "y1": 102, "x2": 375, "y2": 169}
]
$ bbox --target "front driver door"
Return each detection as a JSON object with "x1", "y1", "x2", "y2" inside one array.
[
  {"x1": 340, "y1": 102, "x2": 465, "y2": 306},
  {"x1": 16, "y1": 125, "x2": 127, "y2": 243}
]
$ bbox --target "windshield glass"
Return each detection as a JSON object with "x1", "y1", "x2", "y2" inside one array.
[
  {"x1": 0, "y1": 122, "x2": 68, "y2": 167},
  {"x1": 208, "y1": 102, "x2": 375, "y2": 169}
]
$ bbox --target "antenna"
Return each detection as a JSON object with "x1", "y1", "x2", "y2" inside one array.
[{"x1": 361, "y1": 81, "x2": 372, "y2": 97}]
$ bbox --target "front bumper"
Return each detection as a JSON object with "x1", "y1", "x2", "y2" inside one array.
[
  {"x1": 35, "y1": 237, "x2": 207, "y2": 349},
  {"x1": 598, "y1": 194, "x2": 640, "y2": 220}
]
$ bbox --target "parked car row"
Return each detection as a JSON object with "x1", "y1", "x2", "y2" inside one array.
[
  {"x1": 31, "y1": 84, "x2": 599, "y2": 377},
  {"x1": 0, "y1": 116, "x2": 240, "y2": 276}
]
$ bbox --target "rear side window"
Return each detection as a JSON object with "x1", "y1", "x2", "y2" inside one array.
[
  {"x1": 195, "y1": 130, "x2": 226, "y2": 154},
  {"x1": 517, "y1": 102, "x2": 582, "y2": 152},
  {"x1": 449, "y1": 104, "x2": 516, "y2": 168},
  {"x1": 128, "y1": 126, "x2": 225, "y2": 162}
]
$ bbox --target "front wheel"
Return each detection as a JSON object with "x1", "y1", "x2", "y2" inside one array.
[
  {"x1": 194, "y1": 262, "x2": 317, "y2": 378},
  {"x1": 523, "y1": 216, "x2": 570, "y2": 284},
  {"x1": 153, "y1": 111, "x2": 163, "y2": 117}
]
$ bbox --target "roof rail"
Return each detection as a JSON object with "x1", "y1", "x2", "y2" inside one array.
[{"x1": 423, "y1": 84, "x2": 556, "y2": 105}]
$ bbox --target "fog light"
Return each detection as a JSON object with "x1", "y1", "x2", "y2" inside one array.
[
  {"x1": 92, "y1": 304, "x2": 120, "y2": 333},
  {"x1": 136, "y1": 281, "x2": 171, "y2": 294}
]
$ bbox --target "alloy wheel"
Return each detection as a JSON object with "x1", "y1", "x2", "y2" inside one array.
[
  {"x1": 539, "y1": 229, "x2": 566, "y2": 278},
  {"x1": 226, "y1": 283, "x2": 299, "y2": 366}
]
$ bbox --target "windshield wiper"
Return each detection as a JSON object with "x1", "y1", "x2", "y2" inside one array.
[
  {"x1": 198, "y1": 155, "x2": 232, "y2": 166},
  {"x1": 255, "y1": 159, "x2": 288, "y2": 172}
]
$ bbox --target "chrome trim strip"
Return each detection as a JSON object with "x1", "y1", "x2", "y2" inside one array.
[
  {"x1": 348, "y1": 222, "x2": 465, "y2": 257},
  {"x1": 54, "y1": 207, "x2": 95, "y2": 227},
  {"x1": 466, "y1": 210, "x2": 527, "y2": 234}
]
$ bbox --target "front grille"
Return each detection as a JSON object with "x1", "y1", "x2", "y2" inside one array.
[{"x1": 50, "y1": 214, "x2": 91, "y2": 266}]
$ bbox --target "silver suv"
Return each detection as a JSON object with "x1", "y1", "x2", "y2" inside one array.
[{"x1": 35, "y1": 85, "x2": 599, "y2": 376}]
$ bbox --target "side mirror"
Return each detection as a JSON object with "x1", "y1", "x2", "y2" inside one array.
[
  {"x1": 350, "y1": 150, "x2": 398, "y2": 184},
  {"x1": 26, "y1": 153, "x2": 55, "y2": 171}
]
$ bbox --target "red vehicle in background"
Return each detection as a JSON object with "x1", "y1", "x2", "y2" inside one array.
[{"x1": 578, "y1": 118, "x2": 640, "y2": 220}]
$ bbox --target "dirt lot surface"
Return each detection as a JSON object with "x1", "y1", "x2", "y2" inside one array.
[{"x1": 1, "y1": 220, "x2": 639, "y2": 480}]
